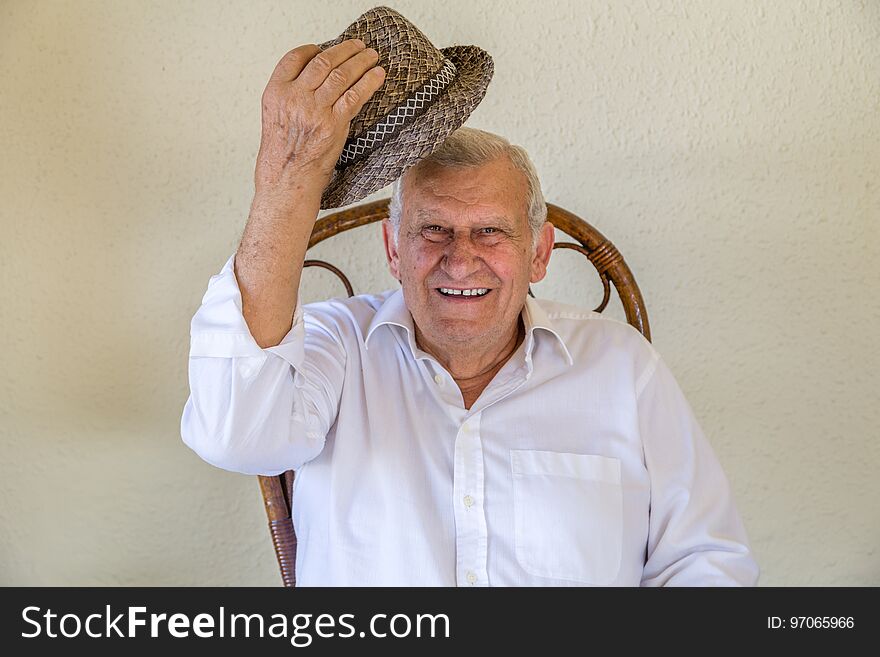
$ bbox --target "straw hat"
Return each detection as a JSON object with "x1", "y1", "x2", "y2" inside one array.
[{"x1": 318, "y1": 6, "x2": 494, "y2": 209}]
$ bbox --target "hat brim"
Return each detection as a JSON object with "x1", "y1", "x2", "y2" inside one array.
[{"x1": 320, "y1": 45, "x2": 494, "y2": 209}]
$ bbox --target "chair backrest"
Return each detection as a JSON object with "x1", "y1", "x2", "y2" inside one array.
[{"x1": 257, "y1": 198, "x2": 650, "y2": 587}]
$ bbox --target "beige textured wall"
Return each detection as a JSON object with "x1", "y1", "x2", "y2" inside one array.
[{"x1": 1, "y1": 0, "x2": 878, "y2": 586}]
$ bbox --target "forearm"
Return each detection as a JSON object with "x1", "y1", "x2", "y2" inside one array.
[{"x1": 235, "y1": 182, "x2": 322, "y2": 348}]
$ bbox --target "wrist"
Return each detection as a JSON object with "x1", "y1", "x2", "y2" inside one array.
[
  {"x1": 248, "y1": 189, "x2": 320, "y2": 226},
  {"x1": 252, "y1": 169, "x2": 326, "y2": 211},
  {"x1": 255, "y1": 150, "x2": 333, "y2": 189}
]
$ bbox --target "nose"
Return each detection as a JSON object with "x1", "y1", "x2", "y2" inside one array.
[{"x1": 441, "y1": 233, "x2": 482, "y2": 280}]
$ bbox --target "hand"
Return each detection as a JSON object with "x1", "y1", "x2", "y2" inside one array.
[{"x1": 254, "y1": 40, "x2": 386, "y2": 200}]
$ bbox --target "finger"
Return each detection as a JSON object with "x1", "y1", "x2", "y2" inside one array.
[
  {"x1": 333, "y1": 65, "x2": 387, "y2": 120},
  {"x1": 269, "y1": 44, "x2": 321, "y2": 83},
  {"x1": 297, "y1": 39, "x2": 367, "y2": 90},
  {"x1": 314, "y1": 47, "x2": 380, "y2": 107}
]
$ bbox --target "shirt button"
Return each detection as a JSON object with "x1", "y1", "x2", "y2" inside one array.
[
  {"x1": 463, "y1": 495, "x2": 474, "y2": 508},
  {"x1": 466, "y1": 571, "x2": 477, "y2": 585},
  {"x1": 434, "y1": 374, "x2": 443, "y2": 386}
]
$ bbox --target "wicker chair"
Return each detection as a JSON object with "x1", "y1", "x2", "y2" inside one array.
[{"x1": 257, "y1": 198, "x2": 651, "y2": 587}]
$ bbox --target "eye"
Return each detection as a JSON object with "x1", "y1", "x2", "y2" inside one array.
[
  {"x1": 477, "y1": 227, "x2": 507, "y2": 239},
  {"x1": 420, "y1": 225, "x2": 449, "y2": 242}
]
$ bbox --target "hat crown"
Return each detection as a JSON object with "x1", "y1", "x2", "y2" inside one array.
[
  {"x1": 318, "y1": 7, "x2": 494, "y2": 209},
  {"x1": 326, "y1": 6, "x2": 447, "y2": 140}
]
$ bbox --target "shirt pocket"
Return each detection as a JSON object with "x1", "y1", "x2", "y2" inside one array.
[{"x1": 510, "y1": 449, "x2": 622, "y2": 585}]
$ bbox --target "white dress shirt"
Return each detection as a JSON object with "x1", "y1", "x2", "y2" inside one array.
[{"x1": 181, "y1": 254, "x2": 759, "y2": 586}]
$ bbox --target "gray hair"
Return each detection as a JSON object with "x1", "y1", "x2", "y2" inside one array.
[{"x1": 388, "y1": 127, "x2": 547, "y2": 246}]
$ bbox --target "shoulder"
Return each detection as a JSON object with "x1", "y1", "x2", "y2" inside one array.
[
  {"x1": 535, "y1": 297, "x2": 653, "y2": 347},
  {"x1": 301, "y1": 289, "x2": 397, "y2": 340},
  {"x1": 532, "y1": 297, "x2": 660, "y2": 380}
]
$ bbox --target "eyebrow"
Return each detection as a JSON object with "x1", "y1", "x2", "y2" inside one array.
[{"x1": 412, "y1": 209, "x2": 516, "y2": 228}]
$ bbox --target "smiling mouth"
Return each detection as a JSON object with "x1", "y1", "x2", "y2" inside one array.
[{"x1": 436, "y1": 287, "x2": 491, "y2": 299}]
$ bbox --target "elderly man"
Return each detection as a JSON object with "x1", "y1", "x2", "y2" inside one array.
[{"x1": 181, "y1": 39, "x2": 759, "y2": 586}]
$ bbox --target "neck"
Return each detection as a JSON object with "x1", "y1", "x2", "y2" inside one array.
[{"x1": 415, "y1": 318, "x2": 525, "y2": 408}]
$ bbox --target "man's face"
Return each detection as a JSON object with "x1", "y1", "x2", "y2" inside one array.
[{"x1": 382, "y1": 156, "x2": 554, "y2": 353}]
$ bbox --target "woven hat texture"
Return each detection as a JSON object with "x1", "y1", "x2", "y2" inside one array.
[{"x1": 318, "y1": 6, "x2": 494, "y2": 209}]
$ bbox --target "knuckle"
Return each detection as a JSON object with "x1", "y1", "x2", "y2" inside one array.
[
  {"x1": 326, "y1": 67, "x2": 347, "y2": 87},
  {"x1": 342, "y1": 87, "x2": 360, "y2": 106},
  {"x1": 263, "y1": 85, "x2": 295, "y2": 110},
  {"x1": 310, "y1": 53, "x2": 332, "y2": 73},
  {"x1": 280, "y1": 46, "x2": 307, "y2": 69}
]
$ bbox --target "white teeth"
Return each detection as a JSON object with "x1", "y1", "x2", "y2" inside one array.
[{"x1": 439, "y1": 287, "x2": 489, "y2": 297}]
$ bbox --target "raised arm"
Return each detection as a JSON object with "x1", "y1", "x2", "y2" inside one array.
[
  {"x1": 181, "y1": 42, "x2": 384, "y2": 475},
  {"x1": 236, "y1": 40, "x2": 385, "y2": 347}
]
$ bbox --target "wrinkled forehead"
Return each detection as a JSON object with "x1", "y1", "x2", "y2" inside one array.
[{"x1": 401, "y1": 158, "x2": 530, "y2": 224}]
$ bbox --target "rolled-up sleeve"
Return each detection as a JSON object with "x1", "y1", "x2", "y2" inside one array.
[
  {"x1": 637, "y1": 353, "x2": 760, "y2": 586},
  {"x1": 180, "y1": 253, "x2": 345, "y2": 476}
]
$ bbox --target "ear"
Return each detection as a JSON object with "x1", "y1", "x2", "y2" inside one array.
[
  {"x1": 381, "y1": 219, "x2": 402, "y2": 282},
  {"x1": 529, "y1": 221, "x2": 555, "y2": 284}
]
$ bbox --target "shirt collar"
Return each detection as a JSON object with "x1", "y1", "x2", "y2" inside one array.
[
  {"x1": 365, "y1": 289, "x2": 574, "y2": 368},
  {"x1": 522, "y1": 294, "x2": 575, "y2": 368}
]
